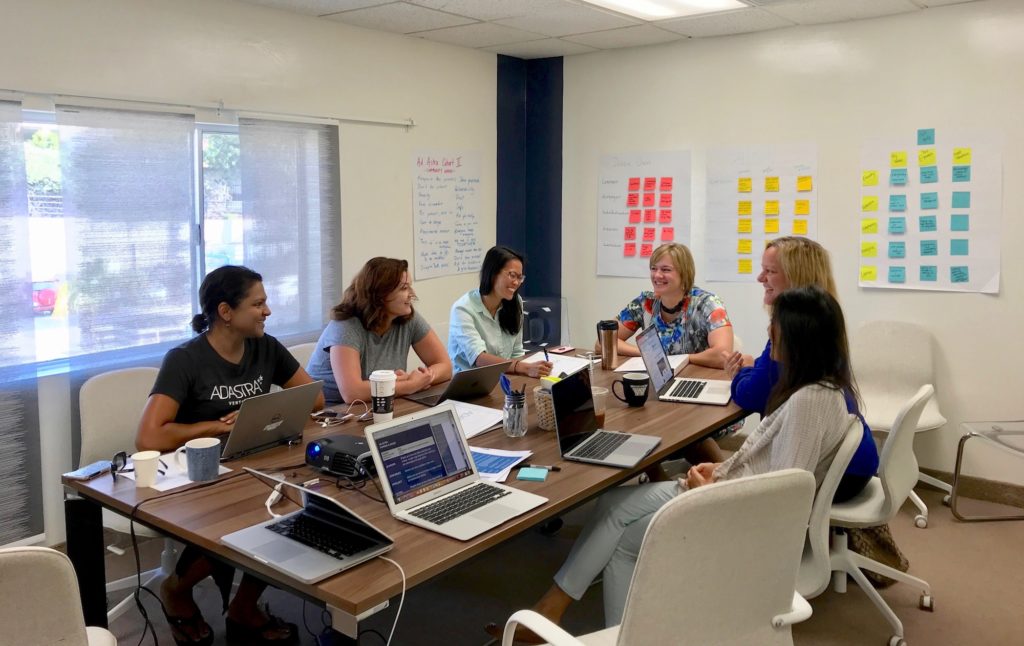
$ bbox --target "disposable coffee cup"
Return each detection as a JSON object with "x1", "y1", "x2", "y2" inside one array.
[
  {"x1": 591, "y1": 387, "x2": 609, "y2": 427},
  {"x1": 175, "y1": 437, "x2": 221, "y2": 482},
  {"x1": 369, "y1": 370, "x2": 397, "y2": 423},
  {"x1": 131, "y1": 450, "x2": 161, "y2": 488}
]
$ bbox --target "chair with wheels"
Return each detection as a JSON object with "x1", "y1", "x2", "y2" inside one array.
[
  {"x1": 286, "y1": 341, "x2": 317, "y2": 370},
  {"x1": 502, "y1": 469, "x2": 817, "y2": 645}
]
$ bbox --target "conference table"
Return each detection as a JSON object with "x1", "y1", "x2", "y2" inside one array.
[{"x1": 63, "y1": 361, "x2": 744, "y2": 638}]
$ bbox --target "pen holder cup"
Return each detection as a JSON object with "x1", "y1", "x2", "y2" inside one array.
[
  {"x1": 503, "y1": 392, "x2": 528, "y2": 438},
  {"x1": 533, "y1": 386, "x2": 556, "y2": 431}
]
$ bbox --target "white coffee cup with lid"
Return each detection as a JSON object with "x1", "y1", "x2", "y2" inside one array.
[{"x1": 369, "y1": 370, "x2": 397, "y2": 423}]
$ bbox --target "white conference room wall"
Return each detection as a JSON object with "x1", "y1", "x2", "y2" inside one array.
[
  {"x1": 0, "y1": 0, "x2": 495, "y2": 543},
  {"x1": 563, "y1": 0, "x2": 1024, "y2": 486}
]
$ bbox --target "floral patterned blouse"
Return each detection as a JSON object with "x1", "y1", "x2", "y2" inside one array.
[{"x1": 617, "y1": 287, "x2": 731, "y2": 355}]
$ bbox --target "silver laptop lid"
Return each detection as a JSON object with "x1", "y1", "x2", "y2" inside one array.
[
  {"x1": 636, "y1": 327, "x2": 674, "y2": 393},
  {"x1": 221, "y1": 380, "x2": 322, "y2": 460}
]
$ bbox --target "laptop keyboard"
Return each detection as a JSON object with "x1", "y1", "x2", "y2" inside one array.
[
  {"x1": 572, "y1": 431, "x2": 630, "y2": 460},
  {"x1": 267, "y1": 514, "x2": 376, "y2": 559},
  {"x1": 408, "y1": 483, "x2": 511, "y2": 525},
  {"x1": 667, "y1": 379, "x2": 706, "y2": 400}
]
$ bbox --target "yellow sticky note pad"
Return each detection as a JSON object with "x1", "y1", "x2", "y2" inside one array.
[
  {"x1": 738, "y1": 177, "x2": 752, "y2": 193},
  {"x1": 794, "y1": 199, "x2": 810, "y2": 215},
  {"x1": 764, "y1": 200, "x2": 780, "y2": 215},
  {"x1": 737, "y1": 218, "x2": 752, "y2": 234},
  {"x1": 861, "y1": 218, "x2": 878, "y2": 234},
  {"x1": 862, "y1": 170, "x2": 878, "y2": 186},
  {"x1": 764, "y1": 218, "x2": 780, "y2": 234},
  {"x1": 861, "y1": 196, "x2": 878, "y2": 212},
  {"x1": 918, "y1": 148, "x2": 936, "y2": 166},
  {"x1": 796, "y1": 176, "x2": 813, "y2": 192},
  {"x1": 860, "y1": 266, "x2": 878, "y2": 281},
  {"x1": 861, "y1": 241, "x2": 878, "y2": 258},
  {"x1": 738, "y1": 259, "x2": 753, "y2": 274},
  {"x1": 737, "y1": 239, "x2": 752, "y2": 254},
  {"x1": 890, "y1": 151, "x2": 907, "y2": 167},
  {"x1": 953, "y1": 147, "x2": 972, "y2": 164},
  {"x1": 737, "y1": 200, "x2": 752, "y2": 216},
  {"x1": 792, "y1": 219, "x2": 808, "y2": 235},
  {"x1": 764, "y1": 177, "x2": 780, "y2": 192}
]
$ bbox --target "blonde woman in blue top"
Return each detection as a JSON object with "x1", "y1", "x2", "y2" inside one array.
[{"x1": 448, "y1": 246, "x2": 553, "y2": 377}]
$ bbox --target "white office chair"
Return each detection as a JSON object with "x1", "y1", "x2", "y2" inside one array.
[
  {"x1": 79, "y1": 367, "x2": 177, "y2": 623},
  {"x1": 851, "y1": 321, "x2": 947, "y2": 528},
  {"x1": 502, "y1": 469, "x2": 817, "y2": 646},
  {"x1": 0, "y1": 546, "x2": 117, "y2": 646},
  {"x1": 286, "y1": 341, "x2": 317, "y2": 370}
]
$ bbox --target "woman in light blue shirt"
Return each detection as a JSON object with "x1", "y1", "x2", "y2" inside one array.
[{"x1": 448, "y1": 246, "x2": 553, "y2": 377}]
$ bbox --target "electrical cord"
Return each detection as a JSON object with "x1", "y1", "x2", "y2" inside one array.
[
  {"x1": 334, "y1": 475, "x2": 385, "y2": 504},
  {"x1": 379, "y1": 557, "x2": 406, "y2": 646}
]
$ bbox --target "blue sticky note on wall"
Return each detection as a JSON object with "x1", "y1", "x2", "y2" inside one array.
[
  {"x1": 918, "y1": 215, "x2": 937, "y2": 232},
  {"x1": 920, "y1": 240, "x2": 938, "y2": 256},
  {"x1": 950, "y1": 266, "x2": 969, "y2": 283},
  {"x1": 888, "y1": 266, "x2": 906, "y2": 283},
  {"x1": 920, "y1": 266, "x2": 938, "y2": 282},
  {"x1": 920, "y1": 192, "x2": 938, "y2": 210},
  {"x1": 888, "y1": 217, "x2": 906, "y2": 234},
  {"x1": 950, "y1": 214, "x2": 970, "y2": 231},
  {"x1": 917, "y1": 128, "x2": 935, "y2": 145},
  {"x1": 890, "y1": 168, "x2": 908, "y2": 186},
  {"x1": 952, "y1": 191, "x2": 971, "y2": 208},
  {"x1": 952, "y1": 166, "x2": 971, "y2": 182},
  {"x1": 920, "y1": 166, "x2": 938, "y2": 184},
  {"x1": 888, "y1": 194, "x2": 907, "y2": 212},
  {"x1": 888, "y1": 241, "x2": 906, "y2": 259},
  {"x1": 950, "y1": 239, "x2": 969, "y2": 256}
]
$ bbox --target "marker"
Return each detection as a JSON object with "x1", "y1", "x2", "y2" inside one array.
[{"x1": 520, "y1": 464, "x2": 561, "y2": 472}]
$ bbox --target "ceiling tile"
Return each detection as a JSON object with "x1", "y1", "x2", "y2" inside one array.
[
  {"x1": 416, "y1": 22, "x2": 548, "y2": 47},
  {"x1": 406, "y1": 0, "x2": 563, "y2": 21},
  {"x1": 764, "y1": 0, "x2": 920, "y2": 25},
  {"x1": 323, "y1": 2, "x2": 477, "y2": 33},
  {"x1": 485, "y1": 38, "x2": 600, "y2": 59},
  {"x1": 238, "y1": 0, "x2": 392, "y2": 15},
  {"x1": 563, "y1": 24, "x2": 685, "y2": 49},
  {"x1": 493, "y1": 3, "x2": 640, "y2": 38},
  {"x1": 658, "y1": 7, "x2": 793, "y2": 37}
]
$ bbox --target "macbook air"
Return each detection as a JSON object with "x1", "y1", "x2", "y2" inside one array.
[
  {"x1": 637, "y1": 326, "x2": 732, "y2": 406},
  {"x1": 221, "y1": 468, "x2": 393, "y2": 584},
  {"x1": 404, "y1": 361, "x2": 510, "y2": 406},
  {"x1": 364, "y1": 403, "x2": 547, "y2": 541},
  {"x1": 550, "y1": 369, "x2": 661, "y2": 468},
  {"x1": 220, "y1": 381, "x2": 323, "y2": 461}
]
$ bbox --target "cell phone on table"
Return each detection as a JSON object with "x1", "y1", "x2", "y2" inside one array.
[
  {"x1": 549, "y1": 345, "x2": 575, "y2": 354},
  {"x1": 311, "y1": 409, "x2": 338, "y2": 420},
  {"x1": 64, "y1": 460, "x2": 112, "y2": 481}
]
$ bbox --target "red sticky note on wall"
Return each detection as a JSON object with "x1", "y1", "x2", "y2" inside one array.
[
  {"x1": 624, "y1": 243, "x2": 636, "y2": 256},
  {"x1": 628, "y1": 177, "x2": 640, "y2": 191},
  {"x1": 628, "y1": 209, "x2": 641, "y2": 223},
  {"x1": 660, "y1": 177, "x2": 673, "y2": 192},
  {"x1": 643, "y1": 193, "x2": 656, "y2": 207},
  {"x1": 627, "y1": 193, "x2": 639, "y2": 207},
  {"x1": 659, "y1": 193, "x2": 673, "y2": 208},
  {"x1": 644, "y1": 209, "x2": 656, "y2": 222},
  {"x1": 642, "y1": 227, "x2": 656, "y2": 241},
  {"x1": 644, "y1": 177, "x2": 656, "y2": 192},
  {"x1": 661, "y1": 227, "x2": 674, "y2": 241},
  {"x1": 658, "y1": 209, "x2": 672, "y2": 223},
  {"x1": 640, "y1": 243, "x2": 653, "y2": 257},
  {"x1": 624, "y1": 226, "x2": 636, "y2": 241}
]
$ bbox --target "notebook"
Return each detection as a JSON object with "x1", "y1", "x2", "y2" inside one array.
[
  {"x1": 364, "y1": 403, "x2": 547, "y2": 541},
  {"x1": 404, "y1": 361, "x2": 510, "y2": 406},
  {"x1": 636, "y1": 326, "x2": 732, "y2": 406},
  {"x1": 221, "y1": 468, "x2": 393, "y2": 584},
  {"x1": 220, "y1": 381, "x2": 323, "y2": 461},
  {"x1": 550, "y1": 368, "x2": 661, "y2": 468}
]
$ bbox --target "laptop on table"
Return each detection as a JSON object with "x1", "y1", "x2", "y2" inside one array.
[
  {"x1": 221, "y1": 468, "x2": 393, "y2": 584},
  {"x1": 636, "y1": 326, "x2": 732, "y2": 406},
  {"x1": 364, "y1": 403, "x2": 547, "y2": 541},
  {"x1": 220, "y1": 380, "x2": 323, "y2": 461},
  {"x1": 404, "y1": 361, "x2": 511, "y2": 406},
  {"x1": 550, "y1": 369, "x2": 661, "y2": 468}
]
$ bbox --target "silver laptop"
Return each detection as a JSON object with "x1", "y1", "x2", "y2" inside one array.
[
  {"x1": 364, "y1": 403, "x2": 547, "y2": 541},
  {"x1": 404, "y1": 361, "x2": 511, "y2": 406},
  {"x1": 637, "y1": 326, "x2": 732, "y2": 406},
  {"x1": 550, "y1": 369, "x2": 661, "y2": 468},
  {"x1": 221, "y1": 468, "x2": 393, "y2": 584},
  {"x1": 220, "y1": 381, "x2": 323, "y2": 461}
]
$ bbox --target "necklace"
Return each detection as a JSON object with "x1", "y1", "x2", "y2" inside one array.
[{"x1": 660, "y1": 297, "x2": 685, "y2": 315}]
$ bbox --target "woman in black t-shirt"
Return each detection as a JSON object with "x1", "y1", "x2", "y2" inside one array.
[{"x1": 138, "y1": 265, "x2": 323, "y2": 646}]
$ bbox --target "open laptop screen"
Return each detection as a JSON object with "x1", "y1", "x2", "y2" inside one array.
[
  {"x1": 373, "y1": 410, "x2": 473, "y2": 504},
  {"x1": 637, "y1": 327, "x2": 673, "y2": 392},
  {"x1": 551, "y1": 369, "x2": 599, "y2": 454}
]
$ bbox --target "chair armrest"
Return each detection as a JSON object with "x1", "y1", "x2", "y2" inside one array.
[
  {"x1": 86, "y1": 625, "x2": 118, "y2": 645},
  {"x1": 505, "y1": 610, "x2": 584, "y2": 646},
  {"x1": 772, "y1": 591, "x2": 813, "y2": 628}
]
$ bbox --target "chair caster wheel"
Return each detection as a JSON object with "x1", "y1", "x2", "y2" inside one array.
[
  {"x1": 942, "y1": 495, "x2": 951, "y2": 506},
  {"x1": 914, "y1": 515, "x2": 928, "y2": 529},
  {"x1": 920, "y1": 593, "x2": 934, "y2": 611},
  {"x1": 888, "y1": 635, "x2": 906, "y2": 646}
]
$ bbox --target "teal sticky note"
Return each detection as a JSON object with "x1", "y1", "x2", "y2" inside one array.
[
  {"x1": 920, "y1": 166, "x2": 938, "y2": 184},
  {"x1": 919, "y1": 215, "x2": 937, "y2": 232},
  {"x1": 888, "y1": 241, "x2": 906, "y2": 259},
  {"x1": 920, "y1": 240, "x2": 938, "y2": 256},
  {"x1": 952, "y1": 191, "x2": 971, "y2": 208},
  {"x1": 920, "y1": 192, "x2": 938, "y2": 210},
  {"x1": 517, "y1": 467, "x2": 549, "y2": 482},
  {"x1": 952, "y1": 166, "x2": 971, "y2": 182},
  {"x1": 890, "y1": 168, "x2": 908, "y2": 186},
  {"x1": 920, "y1": 265, "x2": 938, "y2": 282},
  {"x1": 951, "y1": 239, "x2": 969, "y2": 256},
  {"x1": 951, "y1": 266, "x2": 969, "y2": 283},
  {"x1": 888, "y1": 217, "x2": 906, "y2": 234},
  {"x1": 950, "y1": 214, "x2": 970, "y2": 231},
  {"x1": 917, "y1": 128, "x2": 935, "y2": 145},
  {"x1": 888, "y1": 266, "x2": 906, "y2": 283},
  {"x1": 889, "y1": 194, "x2": 907, "y2": 212}
]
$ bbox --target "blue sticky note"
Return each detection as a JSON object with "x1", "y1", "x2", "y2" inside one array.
[
  {"x1": 888, "y1": 241, "x2": 906, "y2": 259},
  {"x1": 889, "y1": 168, "x2": 908, "y2": 186},
  {"x1": 920, "y1": 166, "x2": 938, "y2": 184},
  {"x1": 950, "y1": 266, "x2": 969, "y2": 283},
  {"x1": 952, "y1": 165, "x2": 971, "y2": 182},
  {"x1": 888, "y1": 266, "x2": 906, "y2": 283},
  {"x1": 917, "y1": 128, "x2": 935, "y2": 145},
  {"x1": 516, "y1": 467, "x2": 549, "y2": 482},
  {"x1": 952, "y1": 191, "x2": 971, "y2": 208},
  {"x1": 888, "y1": 217, "x2": 906, "y2": 234},
  {"x1": 951, "y1": 239, "x2": 969, "y2": 256},
  {"x1": 920, "y1": 192, "x2": 938, "y2": 210},
  {"x1": 889, "y1": 194, "x2": 907, "y2": 212},
  {"x1": 918, "y1": 215, "x2": 937, "y2": 232},
  {"x1": 920, "y1": 265, "x2": 937, "y2": 282},
  {"x1": 920, "y1": 240, "x2": 938, "y2": 256},
  {"x1": 950, "y1": 214, "x2": 970, "y2": 231}
]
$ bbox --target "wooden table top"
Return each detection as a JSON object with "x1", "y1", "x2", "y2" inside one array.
[{"x1": 65, "y1": 362, "x2": 744, "y2": 615}]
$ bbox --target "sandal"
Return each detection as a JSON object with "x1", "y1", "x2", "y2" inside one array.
[
  {"x1": 162, "y1": 609, "x2": 214, "y2": 646},
  {"x1": 225, "y1": 610, "x2": 299, "y2": 645}
]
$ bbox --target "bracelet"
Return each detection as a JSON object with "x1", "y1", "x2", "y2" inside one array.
[{"x1": 511, "y1": 360, "x2": 519, "y2": 374}]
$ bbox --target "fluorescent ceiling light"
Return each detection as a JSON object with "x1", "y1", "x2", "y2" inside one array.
[{"x1": 583, "y1": 0, "x2": 747, "y2": 21}]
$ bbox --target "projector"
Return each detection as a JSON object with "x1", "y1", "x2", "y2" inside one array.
[{"x1": 305, "y1": 435, "x2": 375, "y2": 480}]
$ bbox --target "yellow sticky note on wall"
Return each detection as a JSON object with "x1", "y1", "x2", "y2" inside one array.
[
  {"x1": 737, "y1": 218, "x2": 752, "y2": 234},
  {"x1": 764, "y1": 218, "x2": 780, "y2": 234},
  {"x1": 918, "y1": 149, "x2": 936, "y2": 166},
  {"x1": 738, "y1": 200, "x2": 752, "y2": 216},
  {"x1": 862, "y1": 170, "x2": 878, "y2": 186},
  {"x1": 794, "y1": 199, "x2": 810, "y2": 215},
  {"x1": 738, "y1": 177, "x2": 752, "y2": 193},
  {"x1": 953, "y1": 148, "x2": 972, "y2": 164},
  {"x1": 861, "y1": 241, "x2": 878, "y2": 258},
  {"x1": 765, "y1": 177, "x2": 780, "y2": 192},
  {"x1": 737, "y1": 239, "x2": 752, "y2": 254},
  {"x1": 861, "y1": 196, "x2": 878, "y2": 212},
  {"x1": 738, "y1": 259, "x2": 753, "y2": 274},
  {"x1": 890, "y1": 151, "x2": 907, "y2": 167},
  {"x1": 796, "y1": 176, "x2": 813, "y2": 192},
  {"x1": 792, "y1": 219, "x2": 808, "y2": 235},
  {"x1": 860, "y1": 266, "x2": 878, "y2": 281},
  {"x1": 764, "y1": 200, "x2": 780, "y2": 215},
  {"x1": 861, "y1": 218, "x2": 878, "y2": 234}
]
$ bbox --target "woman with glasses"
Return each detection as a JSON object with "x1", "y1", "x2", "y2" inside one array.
[
  {"x1": 306, "y1": 257, "x2": 451, "y2": 404},
  {"x1": 448, "y1": 246, "x2": 554, "y2": 377}
]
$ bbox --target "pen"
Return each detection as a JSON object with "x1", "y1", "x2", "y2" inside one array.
[
  {"x1": 543, "y1": 347, "x2": 550, "y2": 362},
  {"x1": 520, "y1": 464, "x2": 561, "y2": 472}
]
